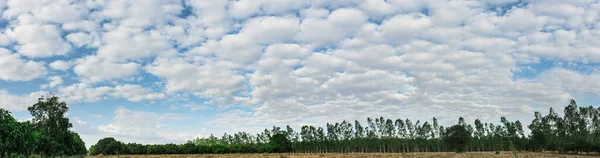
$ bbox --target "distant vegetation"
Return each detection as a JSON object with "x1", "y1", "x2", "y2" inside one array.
[
  {"x1": 87, "y1": 99, "x2": 599, "y2": 155},
  {"x1": 0, "y1": 95, "x2": 87, "y2": 157},
  {"x1": 1, "y1": 96, "x2": 597, "y2": 156}
]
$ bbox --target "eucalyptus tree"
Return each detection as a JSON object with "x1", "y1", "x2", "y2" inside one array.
[{"x1": 474, "y1": 119, "x2": 484, "y2": 151}]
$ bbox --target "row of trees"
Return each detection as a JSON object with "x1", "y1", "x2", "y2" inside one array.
[
  {"x1": 89, "y1": 134, "x2": 292, "y2": 155},
  {"x1": 90, "y1": 99, "x2": 599, "y2": 155},
  {"x1": 0, "y1": 95, "x2": 87, "y2": 157},
  {"x1": 528, "y1": 100, "x2": 600, "y2": 153}
]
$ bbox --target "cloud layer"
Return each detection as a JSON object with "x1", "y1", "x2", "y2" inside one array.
[{"x1": 0, "y1": 0, "x2": 599, "y2": 146}]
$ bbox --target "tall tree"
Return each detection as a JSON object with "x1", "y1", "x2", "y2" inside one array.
[{"x1": 28, "y1": 95, "x2": 84, "y2": 156}]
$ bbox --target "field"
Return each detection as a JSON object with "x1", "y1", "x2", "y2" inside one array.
[{"x1": 86, "y1": 152, "x2": 599, "y2": 158}]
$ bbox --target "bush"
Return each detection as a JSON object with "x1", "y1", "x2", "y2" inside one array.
[
  {"x1": 213, "y1": 144, "x2": 229, "y2": 154},
  {"x1": 93, "y1": 137, "x2": 124, "y2": 155},
  {"x1": 181, "y1": 142, "x2": 198, "y2": 154}
]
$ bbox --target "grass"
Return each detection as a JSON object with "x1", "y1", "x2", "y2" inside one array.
[{"x1": 86, "y1": 152, "x2": 600, "y2": 158}]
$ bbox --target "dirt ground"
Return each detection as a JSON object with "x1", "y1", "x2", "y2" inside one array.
[{"x1": 87, "y1": 152, "x2": 600, "y2": 158}]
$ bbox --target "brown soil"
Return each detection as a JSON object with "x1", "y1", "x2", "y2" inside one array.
[{"x1": 87, "y1": 152, "x2": 600, "y2": 158}]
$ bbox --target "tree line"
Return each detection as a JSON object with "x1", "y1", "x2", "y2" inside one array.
[
  {"x1": 89, "y1": 133, "x2": 292, "y2": 155},
  {"x1": 0, "y1": 95, "x2": 87, "y2": 157},
  {"x1": 89, "y1": 99, "x2": 600, "y2": 155}
]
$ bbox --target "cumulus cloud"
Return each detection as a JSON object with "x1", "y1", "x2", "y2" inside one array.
[
  {"x1": 49, "y1": 60, "x2": 73, "y2": 71},
  {"x1": 0, "y1": 90, "x2": 46, "y2": 111},
  {"x1": 145, "y1": 57, "x2": 246, "y2": 105},
  {"x1": 66, "y1": 32, "x2": 94, "y2": 48},
  {"x1": 0, "y1": 0, "x2": 600, "y2": 146},
  {"x1": 0, "y1": 48, "x2": 46, "y2": 81},
  {"x1": 41, "y1": 76, "x2": 63, "y2": 89},
  {"x1": 73, "y1": 55, "x2": 140, "y2": 83},
  {"x1": 6, "y1": 24, "x2": 72, "y2": 58},
  {"x1": 57, "y1": 83, "x2": 164, "y2": 103},
  {"x1": 111, "y1": 84, "x2": 166, "y2": 102}
]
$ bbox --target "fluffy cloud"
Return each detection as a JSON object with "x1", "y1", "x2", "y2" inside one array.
[
  {"x1": 381, "y1": 14, "x2": 431, "y2": 43},
  {"x1": 66, "y1": 32, "x2": 94, "y2": 48},
  {"x1": 0, "y1": 90, "x2": 46, "y2": 111},
  {"x1": 41, "y1": 76, "x2": 63, "y2": 89},
  {"x1": 73, "y1": 55, "x2": 140, "y2": 83},
  {"x1": 57, "y1": 83, "x2": 112, "y2": 103},
  {"x1": 57, "y1": 83, "x2": 164, "y2": 103},
  {"x1": 96, "y1": 27, "x2": 176, "y2": 62},
  {"x1": 145, "y1": 57, "x2": 246, "y2": 105},
  {"x1": 49, "y1": 60, "x2": 73, "y2": 71},
  {"x1": 6, "y1": 24, "x2": 72, "y2": 58},
  {"x1": 240, "y1": 16, "x2": 300, "y2": 44},
  {"x1": 539, "y1": 68, "x2": 600, "y2": 96},
  {"x1": 0, "y1": 0, "x2": 599, "y2": 146},
  {"x1": 112, "y1": 84, "x2": 166, "y2": 102},
  {"x1": 0, "y1": 48, "x2": 46, "y2": 81}
]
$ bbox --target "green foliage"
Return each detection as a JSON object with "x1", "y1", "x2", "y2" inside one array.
[
  {"x1": 88, "y1": 145, "x2": 96, "y2": 155},
  {"x1": 269, "y1": 133, "x2": 293, "y2": 153},
  {"x1": 147, "y1": 144, "x2": 166, "y2": 154},
  {"x1": 181, "y1": 142, "x2": 198, "y2": 154},
  {"x1": 28, "y1": 95, "x2": 86, "y2": 156},
  {"x1": 68, "y1": 132, "x2": 87, "y2": 155},
  {"x1": 0, "y1": 95, "x2": 86, "y2": 157},
  {"x1": 444, "y1": 122, "x2": 471, "y2": 153},
  {"x1": 93, "y1": 137, "x2": 123, "y2": 155},
  {"x1": 127, "y1": 143, "x2": 148, "y2": 155},
  {"x1": 0, "y1": 109, "x2": 37, "y2": 157}
]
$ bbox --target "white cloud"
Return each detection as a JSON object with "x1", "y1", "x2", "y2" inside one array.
[
  {"x1": 2, "y1": 0, "x2": 42, "y2": 19},
  {"x1": 30, "y1": 0, "x2": 86, "y2": 23},
  {"x1": 49, "y1": 60, "x2": 73, "y2": 71},
  {"x1": 6, "y1": 24, "x2": 72, "y2": 58},
  {"x1": 297, "y1": 18, "x2": 345, "y2": 46},
  {"x1": 96, "y1": 27, "x2": 176, "y2": 62},
  {"x1": 359, "y1": 0, "x2": 395, "y2": 19},
  {"x1": 73, "y1": 55, "x2": 140, "y2": 83},
  {"x1": 100, "y1": 0, "x2": 183, "y2": 28},
  {"x1": 57, "y1": 83, "x2": 112, "y2": 103},
  {"x1": 0, "y1": 48, "x2": 46, "y2": 81},
  {"x1": 0, "y1": 90, "x2": 46, "y2": 111},
  {"x1": 41, "y1": 76, "x2": 63, "y2": 89},
  {"x1": 111, "y1": 84, "x2": 165, "y2": 102},
  {"x1": 145, "y1": 57, "x2": 246, "y2": 105},
  {"x1": 327, "y1": 8, "x2": 368, "y2": 30},
  {"x1": 538, "y1": 68, "x2": 600, "y2": 96},
  {"x1": 66, "y1": 32, "x2": 93, "y2": 47},
  {"x1": 481, "y1": 0, "x2": 519, "y2": 6},
  {"x1": 0, "y1": 0, "x2": 6, "y2": 16},
  {"x1": 498, "y1": 8, "x2": 547, "y2": 33},
  {"x1": 240, "y1": 16, "x2": 300, "y2": 44},
  {"x1": 0, "y1": 0, "x2": 599, "y2": 146},
  {"x1": 183, "y1": 104, "x2": 212, "y2": 112},
  {"x1": 57, "y1": 83, "x2": 164, "y2": 103},
  {"x1": 381, "y1": 14, "x2": 431, "y2": 44}
]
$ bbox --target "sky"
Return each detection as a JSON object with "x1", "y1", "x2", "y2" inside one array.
[{"x1": 0, "y1": 0, "x2": 599, "y2": 148}]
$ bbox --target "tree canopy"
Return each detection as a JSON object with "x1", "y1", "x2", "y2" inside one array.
[{"x1": 0, "y1": 95, "x2": 86, "y2": 157}]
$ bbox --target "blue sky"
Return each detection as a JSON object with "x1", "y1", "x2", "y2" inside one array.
[{"x1": 0, "y1": 0, "x2": 599, "y2": 148}]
